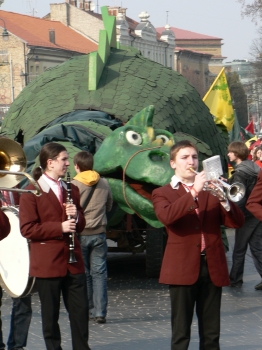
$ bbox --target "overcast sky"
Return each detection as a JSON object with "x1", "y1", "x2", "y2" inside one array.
[{"x1": 0, "y1": 0, "x2": 259, "y2": 62}]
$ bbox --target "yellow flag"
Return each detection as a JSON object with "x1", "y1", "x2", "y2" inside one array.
[{"x1": 203, "y1": 67, "x2": 234, "y2": 132}]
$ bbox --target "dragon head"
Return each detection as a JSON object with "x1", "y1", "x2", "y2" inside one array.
[{"x1": 94, "y1": 105, "x2": 175, "y2": 227}]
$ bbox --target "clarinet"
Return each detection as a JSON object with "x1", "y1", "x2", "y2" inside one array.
[{"x1": 66, "y1": 172, "x2": 77, "y2": 263}]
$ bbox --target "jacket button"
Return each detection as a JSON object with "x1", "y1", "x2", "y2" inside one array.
[{"x1": 195, "y1": 226, "x2": 199, "y2": 230}]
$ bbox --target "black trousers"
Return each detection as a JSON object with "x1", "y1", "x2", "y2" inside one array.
[
  {"x1": 169, "y1": 256, "x2": 222, "y2": 350},
  {"x1": 230, "y1": 217, "x2": 262, "y2": 284},
  {"x1": 36, "y1": 272, "x2": 90, "y2": 350}
]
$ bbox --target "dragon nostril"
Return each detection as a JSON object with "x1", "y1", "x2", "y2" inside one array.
[{"x1": 149, "y1": 151, "x2": 167, "y2": 162}]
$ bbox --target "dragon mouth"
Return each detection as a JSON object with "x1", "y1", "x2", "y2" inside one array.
[{"x1": 106, "y1": 171, "x2": 159, "y2": 201}]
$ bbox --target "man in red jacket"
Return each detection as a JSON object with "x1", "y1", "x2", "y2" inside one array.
[
  {"x1": 152, "y1": 140, "x2": 244, "y2": 350},
  {"x1": 19, "y1": 142, "x2": 90, "y2": 350}
]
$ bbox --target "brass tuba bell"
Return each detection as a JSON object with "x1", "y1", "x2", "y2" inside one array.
[{"x1": 0, "y1": 137, "x2": 41, "y2": 195}]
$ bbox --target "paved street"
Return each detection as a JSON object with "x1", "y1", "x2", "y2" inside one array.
[{"x1": 1, "y1": 228, "x2": 262, "y2": 349}]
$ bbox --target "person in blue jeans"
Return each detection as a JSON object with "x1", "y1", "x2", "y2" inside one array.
[
  {"x1": 0, "y1": 287, "x2": 32, "y2": 350},
  {"x1": 72, "y1": 151, "x2": 113, "y2": 324}
]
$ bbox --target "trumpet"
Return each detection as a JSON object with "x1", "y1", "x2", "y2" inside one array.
[
  {"x1": 189, "y1": 168, "x2": 245, "y2": 202},
  {"x1": 66, "y1": 172, "x2": 77, "y2": 264}
]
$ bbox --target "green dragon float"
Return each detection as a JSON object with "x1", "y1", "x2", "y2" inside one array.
[{"x1": 1, "y1": 7, "x2": 230, "y2": 276}]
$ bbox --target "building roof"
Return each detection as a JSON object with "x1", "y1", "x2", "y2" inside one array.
[
  {"x1": 0, "y1": 10, "x2": 98, "y2": 54},
  {"x1": 157, "y1": 26, "x2": 222, "y2": 41}
]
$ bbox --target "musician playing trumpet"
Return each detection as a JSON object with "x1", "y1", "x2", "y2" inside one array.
[
  {"x1": 19, "y1": 142, "x2": 91, "y2": 350},
  {"x1": 152, "y1": 140, "x2": 244, "y2": 350}
]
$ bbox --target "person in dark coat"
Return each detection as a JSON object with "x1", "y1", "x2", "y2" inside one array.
[
  {"x1": 227, "y1": 141, "x2": 262, "y2": 289},
  {"x1": 246, "y1": 168, "x2": 262, "y2": 291}
]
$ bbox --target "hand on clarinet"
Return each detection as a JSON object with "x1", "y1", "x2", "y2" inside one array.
[
  {"x1": 63, "y1": 203, "x2": 77, "y2": 219},
  {"x1": 62, "y1": 219, "x2": 76, "y2": 233}
]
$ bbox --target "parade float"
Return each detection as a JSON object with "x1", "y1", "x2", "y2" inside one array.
[{"x1": 1, "y1": 7, "x2": 230, "y2": 276}]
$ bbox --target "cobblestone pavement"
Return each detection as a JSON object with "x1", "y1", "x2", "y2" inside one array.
[{"x1": 1, "y1": 228, "x2": 262, "y2": 349}]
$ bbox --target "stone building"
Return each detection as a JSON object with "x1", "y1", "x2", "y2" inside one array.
[
  {"x1": 157, "y1": 26, "x2": 226, "y2": 76},
  {"x1": 174, "y1": 47, "x2": 212, "y2": 98},
  {"x1": 48, "y1": 1, "x2": 175, "y2": 69},
  {"x1": 156, "y1": 26, "x2": 226, "y2": 95}
]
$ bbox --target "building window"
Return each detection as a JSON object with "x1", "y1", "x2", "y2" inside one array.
[
  {"x1": 36, "y1": 66, "x2": 39, "y2": 75},
  {"x1": 30, "y1": 66, "x2": 34, "y2": 74}
]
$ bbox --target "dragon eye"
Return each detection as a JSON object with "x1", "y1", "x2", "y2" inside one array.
[
  {"x1": 156, "y1": 135, "x2": 170, "y2": 143},
  {"x1": 126, "y1": 131, "x2": 142, "y2": 145}
]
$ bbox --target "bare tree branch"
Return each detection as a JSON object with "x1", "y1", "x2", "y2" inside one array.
[
  {"x1": 250, "y1": 27, "x2": 262, "y2": 85},
  {"x1": 237, "y1": 0, "x2": 262, "y2": 23}
]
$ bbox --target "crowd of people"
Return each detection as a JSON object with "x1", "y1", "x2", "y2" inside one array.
[{"x1": 0, "y1": 139, "x2": 261, "y2": 350}]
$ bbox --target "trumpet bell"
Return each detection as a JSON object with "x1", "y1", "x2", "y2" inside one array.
[
  {"x1": 0, "y1": 138, "x2": 27, "y2": 188},
  {"x1": 227, "y1": 182, "x2": 246, "y2": 203}
]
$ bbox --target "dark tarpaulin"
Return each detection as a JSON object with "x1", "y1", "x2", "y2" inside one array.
[
  {"x1": 23, "y1": 122, "x2": 110, "y2": 175},
  {"x1": 39, "y1": 110, "x2": 122, "y2": 133}
]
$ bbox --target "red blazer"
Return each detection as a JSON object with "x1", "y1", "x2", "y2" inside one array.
[
  {"x1": 152, "y1": 184, "x2": 244, "y2": 287},
  {"x1": 246, "y1": 170, "x2": 262, "y2": 220},
  {"x1": 0, "y1": 204, "x2": 10, "y2": 240},
  {"x1": 19, "y1": 176, "x2": 86, "y2": 278}
]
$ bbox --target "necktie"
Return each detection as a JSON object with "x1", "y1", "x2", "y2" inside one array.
[
  {"x1": 57, "y1": 181, "x2": 63, "y2": 206},
  {"x1": 182, "y1": 183, "x2": 206, "y2": 252},
  {"x1": 44, "y1": 173, "x2": 63, "y2": 206}
]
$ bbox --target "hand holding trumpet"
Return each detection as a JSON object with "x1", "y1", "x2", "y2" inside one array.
[
  {"x1": 192, "y1": 170, "x2": 207, "y2": 193},
  {"x1": 189, "y1": 167, "x2": 245, "y2": 202},
  {"x1": 203, "y1": 180, "x2": 227, "y2": 202},
  {"x1": 190, "y1": 168, "x2": 226, "y2": 201}
]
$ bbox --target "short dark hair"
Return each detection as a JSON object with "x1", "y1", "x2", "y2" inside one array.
[
  {"x1": 228, "y1": 141, "x2": 249, "y2": 161},
  {"x1": 73, "y1": 151, "x2": 93, "y2": 172},
  {"x1": 170, "y1": 140, "x2": 198, "y2": 161}
]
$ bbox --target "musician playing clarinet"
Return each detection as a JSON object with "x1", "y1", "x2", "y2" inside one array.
[
  {"x1": 152, "y1": 140, "x2": 244, "y2": 350},
  {"x1": 19, "y1": 142, "x2": 90, "y2": 350}
]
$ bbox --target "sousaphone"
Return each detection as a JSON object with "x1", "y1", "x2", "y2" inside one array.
[{"x1": 0, "y1": 137, "x2": 40, "y2": 297}]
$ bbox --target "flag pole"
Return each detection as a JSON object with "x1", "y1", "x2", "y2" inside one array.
[{"x1": 203, "y1": 67, "x2": 225, "y2": 102}]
